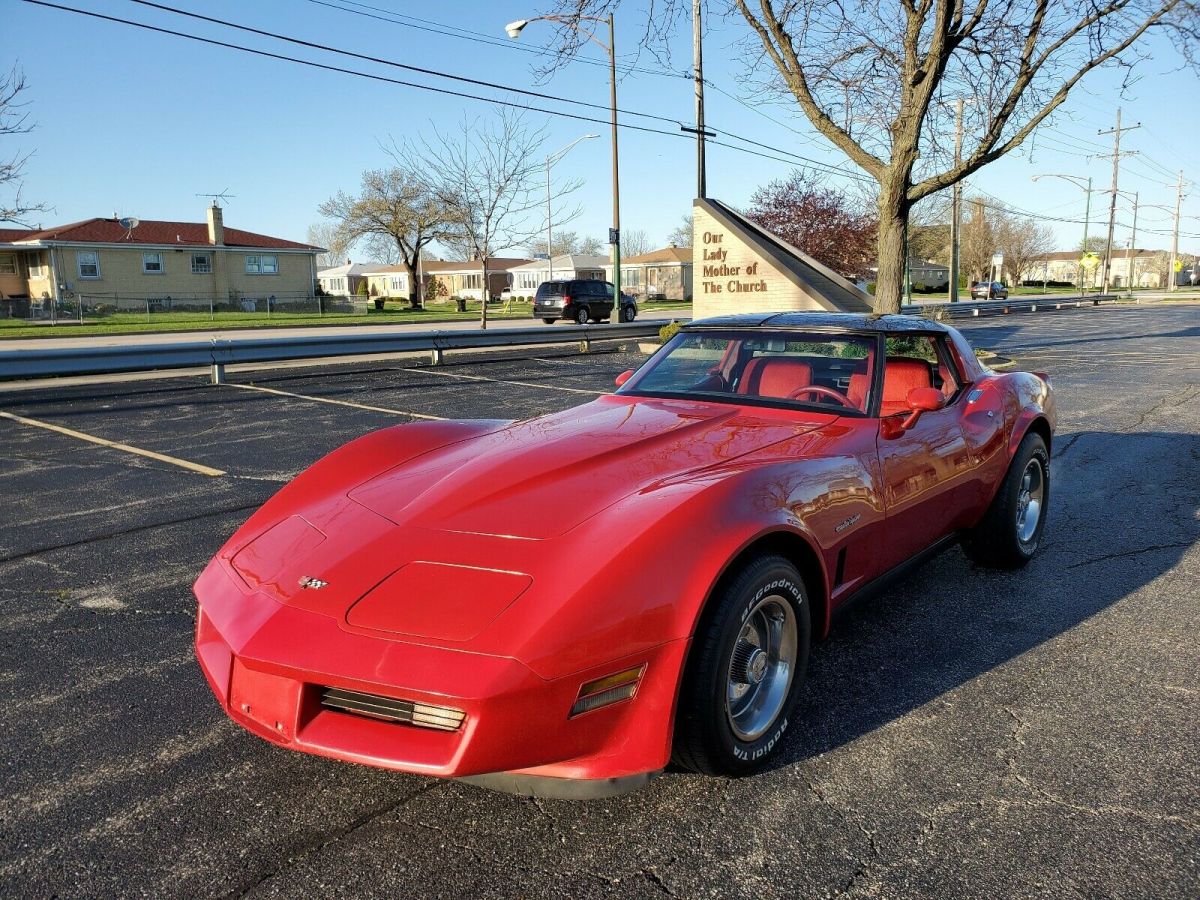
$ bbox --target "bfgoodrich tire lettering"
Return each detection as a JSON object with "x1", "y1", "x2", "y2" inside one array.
[{"x1": 674, "y1": 555, "x2": 811, "y2": 776}]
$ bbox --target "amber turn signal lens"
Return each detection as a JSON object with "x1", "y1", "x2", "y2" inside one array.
[{"x1": 569, "y1": 664, "x2": 646, "y2": 718}]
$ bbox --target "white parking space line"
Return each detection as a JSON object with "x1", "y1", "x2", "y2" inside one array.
[
  {"x1": 227, "y1": 383, "x2": 446, "y2": 420},
  {"x1": 0, "y1": 411, "x2": 226, "y2": 477},
  {"x1": 400, "y1": 368, "x2": 606, "y2": 395}
]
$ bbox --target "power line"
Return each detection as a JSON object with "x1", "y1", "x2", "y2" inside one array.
[
  {"x1": 122, "y1": 0, "x2": 682, "y2": 127},
  {"x1": 21, "y1": 0, "x2": 875, "y2": 188},
  {"x1": 301, "y1": 0, "x2": 686, "y2": 82}
]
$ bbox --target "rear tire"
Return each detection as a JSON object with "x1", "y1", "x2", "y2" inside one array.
[
  {"x1": 673, "y1": 555, "x2": 810, "y2": 776},
  {"x1": 620, "y1": 306, "x2": 635, "y2": 323},
  {"x1": 541, "y1": 318, "x2": 556, "y2": 325},
  {"x1": 574, "y1": 307, "x2": 590, "y2": 325},
  {"x1": 963, "y1": 432, "x2": 1049, "y2": 569}
]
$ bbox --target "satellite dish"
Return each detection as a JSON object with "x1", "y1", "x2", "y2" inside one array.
[{"x1": 119, "y1": 217, "x2": 140, "y2": 230}]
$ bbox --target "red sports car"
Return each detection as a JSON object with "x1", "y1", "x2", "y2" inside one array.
[{"x1": 194, "y1": 313, "x2": 1054, "y2": 798}]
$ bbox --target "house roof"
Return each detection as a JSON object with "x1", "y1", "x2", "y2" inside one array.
[
  {"x1": 318, "y1": 262, "x2": 382, "y2": 277},
  {"x1": 8, "y1": 217, "x2": 319, "y2": 250},
  {"x1": 623, "y1": 246, "x2": 691, "y2": 265},
  {"x1": 423, "y1": 258, "x2": 532, "y2": 274},
  {"x1": 360, "y1": 264, "x2": 409, "y2": 275},
  {"x1": 0, "y1": 228, "x2": 35, "y2": 244},
  {"x1": 510, "y1": 254, "x2": 609, "y2": 271},
  {"x1": 1036, "y1": 248, "x2": 1165, "y2": 262}
]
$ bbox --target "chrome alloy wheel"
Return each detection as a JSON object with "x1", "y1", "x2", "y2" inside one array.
[
  {"x1": 1016, "y1": 458, "x2": 1045, "y2": 544},
  {"x1": 726, "y1": 595, "x2": 798, "y2": 741}
]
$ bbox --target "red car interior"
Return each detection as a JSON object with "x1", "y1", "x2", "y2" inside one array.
[{"x1": 736, "y1": 357, "x2": 812, "y2": 398}]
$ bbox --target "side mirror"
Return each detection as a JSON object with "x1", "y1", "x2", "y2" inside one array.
[
  {"x1": 900, "y1": 387, "x2": 945, "y2": 429},
  {"x1": 614, "y1": 369, "x2": 634, "y2": 388}
]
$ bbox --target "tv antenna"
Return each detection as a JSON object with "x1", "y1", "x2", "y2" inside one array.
[{"x1": 196, "y1": 190, "x2": 236, "y2": 206}]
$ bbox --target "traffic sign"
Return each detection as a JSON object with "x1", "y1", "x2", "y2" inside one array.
[
  {"x1": 1080, "y1": 252, "x2": 1100, "y2": 270},
  {"x1": 1174, "y1": 259, "x2": 1183, "y2": 273}
]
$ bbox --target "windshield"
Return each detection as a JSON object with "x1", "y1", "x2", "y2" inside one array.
[{"x1": 622, "y1": 330, "x2": 876, "y2": 414}]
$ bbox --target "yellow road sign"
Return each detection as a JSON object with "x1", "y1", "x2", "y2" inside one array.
[
  {"x1": 1080, "y1": 252, "x2": 1101, "y2": 270},
  {"x1": 1174, "y1": 259, "x2": 1184, "y2": 273}
]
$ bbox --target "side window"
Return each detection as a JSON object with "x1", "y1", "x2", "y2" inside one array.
[
  {"x1": 934, "y1": 337, "x2": 963, "y2": 401},
  {"x1": 604, "y1": 283, "x2": 615, "y2": 300}
]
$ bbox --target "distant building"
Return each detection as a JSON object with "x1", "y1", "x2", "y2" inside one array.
[
  {"x1": 317, "y1": 261, "x2": 379, "y2": 297},
  {"x1": 508, "y1": 254, "x2": 610, "y2": 296},
  {"x1": 360, "y1": 264, "x2": 412, "y2": 299},
  {"x1": 422, "y1": 258, "x2": 532, "y2": 302},
  {"x1": 0, "y1": 205, "x2": 322, "y2": 318},
  {"x1": 612, "y1": 246, "x2": 693, "y2": 301},
  {"x1": 1018, "y1": 249, "x2": 1189, "y2": 289},
  {"x1": 863, "y1": 258, "x2": 949, "y2": 291}
]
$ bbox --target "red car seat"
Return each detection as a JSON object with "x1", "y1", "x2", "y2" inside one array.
[{"x1": 737, "y1": 358, "x2": 813, "y2": 399}]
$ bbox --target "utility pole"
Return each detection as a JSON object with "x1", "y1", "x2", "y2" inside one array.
[
  {"x1": 1097, "y1": 107, "x2": 1140, "y2": 294},
  {"x1": 1123, "y1": 191, "x2": 1138, "y2": 296},
  {"x1": 1169, "y1": 171, "x2": 1184, "y2": 292},
  {"x1": 950, "y1": 99, "x2": 964, "y2": 303},
  {"x1": 693, "y1": 0, "x2": 706, "y2": 198}
]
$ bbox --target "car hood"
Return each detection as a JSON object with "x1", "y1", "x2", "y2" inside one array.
[{"x1": 347, "y1": 397, "x2": 833, "y2": 539}]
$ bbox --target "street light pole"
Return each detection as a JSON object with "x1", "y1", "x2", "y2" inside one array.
[
  {"x1": 1170, "y1": 171, "x2": 1184, "y2": 292},
  {"x1": 950, "y1": 99, "x2": 964, "y2": 303},
  {"x1": 608, "y1": 12, "x2": 622, "y2": 315},
  {"x1": 507, "y1": 13, "x2": 622, "y2": 321},
  {"x1": 1124, "y1": 191, "x2": 1139, "y2": 296},
  {"x1": 1032, "y1": 174, "x2": 1093, "y2": 295},
  {"x1": 693, "y1": 0, "x2": 706, "y2": 198}
]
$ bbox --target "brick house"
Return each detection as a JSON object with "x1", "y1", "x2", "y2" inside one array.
[{"x1": 0, "y1": 204, "x2": 322, "y2": 317}]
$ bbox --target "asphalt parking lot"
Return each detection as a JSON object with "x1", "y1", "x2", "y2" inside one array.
[{"x1": 1, "y1": 304, "x2": 1197, "y2": 899}]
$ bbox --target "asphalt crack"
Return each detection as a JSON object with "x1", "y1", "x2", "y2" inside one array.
[{"x1": 228, "y1": 781, "x2": 442, "y2": 898}]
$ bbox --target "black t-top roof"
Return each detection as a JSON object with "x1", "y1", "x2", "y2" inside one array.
[{"x1": 686, "y1": 311, "x2": 951, "y2": 333}]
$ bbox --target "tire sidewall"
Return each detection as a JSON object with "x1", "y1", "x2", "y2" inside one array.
[
  {"x1": 699, "y1": 559, "x2": 811, "y2": 774},
  {"x1": 575, "y1": 307, "x2": 589, "y2": 325},
  {"x1": 1012, "y1": 437, "x2": 1050, "y2": 558}
]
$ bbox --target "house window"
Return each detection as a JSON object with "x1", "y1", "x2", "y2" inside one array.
[
  {"x1": 142, "y1": 252, "x2": 164, "y2": 274},
  {"x1": 191, "y1": 253, "x2": 212, "y2": 274},
  {"x1": 77, "y1": 251, "x2": 101, "y2": 278},
  {"x1": 463, "y1": 273, "x2": 481, "y2": 290},
  {"x1": 246, "y1": 254, "x2": 278, "y2": 275},
  {"x1": 0, "y1": 253, "x2": 17, "y2": 275},
  {"x1": 29, "y1": 259, "x2": 48, "y2": 278},
  {"x1": 389, "y1": 275, "x2": 405, "y2": 292}
]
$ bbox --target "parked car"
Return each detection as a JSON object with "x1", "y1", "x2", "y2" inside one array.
[
  {"x1": 533, "y1": 279, "x2": 637, "y2": 324},
  {"x1": 970, "y1": 281, "x2": 1009, "y2": 300},
  {"x1": 194, "y1": 312, "x2": 1054, "y2": 799}
]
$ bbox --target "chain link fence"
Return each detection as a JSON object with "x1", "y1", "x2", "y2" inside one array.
[{"x1": 2, "y1": 291, "x2": 371, "y2": 324}]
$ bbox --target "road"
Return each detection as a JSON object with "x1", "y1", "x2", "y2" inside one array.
[{"x1": 0, "y1": 304, "x2": 1197, "y2": 898}]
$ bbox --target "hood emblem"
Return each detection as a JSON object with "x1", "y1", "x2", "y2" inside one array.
[{"x1": 298, "y1": 576, "x2": 328, "y2": 590}]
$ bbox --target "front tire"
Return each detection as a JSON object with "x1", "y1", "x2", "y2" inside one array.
[
  {"x1": 963, "y1": 431, "x2": 1049, "y2": 569},
  {"x1": 541, "y1": 317, "x2": 556, "y2": 325},
  {"x1": 620, "y1": 306, "x2": 635, "y2": 323},
  {"x1": 673, "y1": 555, "x2": 811, "y2": 776},
  {"x1": 574, "y1": 307, "x2": 590, "y2": 325}
]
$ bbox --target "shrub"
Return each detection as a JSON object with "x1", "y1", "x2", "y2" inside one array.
[{"x1": 659, "y1": 320, "x2": 683, "y2": 343}]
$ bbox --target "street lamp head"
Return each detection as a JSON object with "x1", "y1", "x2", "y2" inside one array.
[{"x1": 505, "y1": 19, "x2": 529, "y2": 38}]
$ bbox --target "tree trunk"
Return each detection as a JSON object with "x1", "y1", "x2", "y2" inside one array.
[
  {"x1": 479, "y1": 257, "x2": 489, "y2": 330},
  {"x1": 403, "y1": 258, "x2": 420, "y2": 309},
  {"x1": 874, "y1": 182, "x2": 909, "y2": 314}
]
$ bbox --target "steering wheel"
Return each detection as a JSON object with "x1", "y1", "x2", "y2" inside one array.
[{"x1": 785, "y1": 384, "x2": 856, "y2": 408}]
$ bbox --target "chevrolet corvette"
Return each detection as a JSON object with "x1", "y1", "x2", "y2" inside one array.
[{"x1": 194, "y1": 312, "x2": 1054, "y2": 798}]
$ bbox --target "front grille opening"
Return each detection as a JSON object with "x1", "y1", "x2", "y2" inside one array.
[{"x1": 320, "y1": 687, "x2": 465, "y2": 732}]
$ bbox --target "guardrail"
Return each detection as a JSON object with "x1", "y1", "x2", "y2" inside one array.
[
  {"x1": 902, "y1": 294, "x2": 1119, "y2": 319},
  {"x1": 0, "y1": 321, "x2": 671, "y2": 383}
]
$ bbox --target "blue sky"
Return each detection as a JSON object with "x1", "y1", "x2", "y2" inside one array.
[{"x1": 6, "y1": 0, "x2": 1199, "y2": 258}]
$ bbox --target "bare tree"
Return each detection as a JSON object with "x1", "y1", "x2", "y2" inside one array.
[
  {"x1": 528, "y1": 230, "x2": 582, "y2": 258},
  {"x1": 306, "y1": 221, "x2": 350, "y2": 269},
  {"x1": 577, "y1": 234, "x2": 604, "y2": 255},
  {"x1": 996, "y1": 214, "x2": 1057, "y2": 284},
  {"x1": 544, "y1": 1, "x2": 1198, "y2": 312},
  {"x1": 414, "y1": 111, "x2": 559, "y2": 328},
  {"x1": 621, "y1": 228, "x2": 653, "y2": 258},
  {"x1": 1, "y1": 65, "x2": 47, "y2": 227},
  {"x1": 361, "y1": 233, "x2": 402, "y2": 266},
  {"x1": 960, "y1": 198, "x2": 995, "y2": 284},
  {"x1": 320, "y1": 168, "x2": 451, "y2": 309},
  {"x1": 667, "y1": 213, "x2": 692, "y2": 248}
]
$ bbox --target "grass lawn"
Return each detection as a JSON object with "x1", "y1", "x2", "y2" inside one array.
[{"x1": 0, "y1": 300, "x2": 691, "y2": 339}]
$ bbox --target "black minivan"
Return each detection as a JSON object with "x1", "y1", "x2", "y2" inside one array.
[{"x1": 533, "y1": 279, "x2": 638, "y2": 324}]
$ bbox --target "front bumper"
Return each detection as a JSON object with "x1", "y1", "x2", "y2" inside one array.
[{"x1": 194, "y1": 561, "x2": 685, "y2": 785}]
